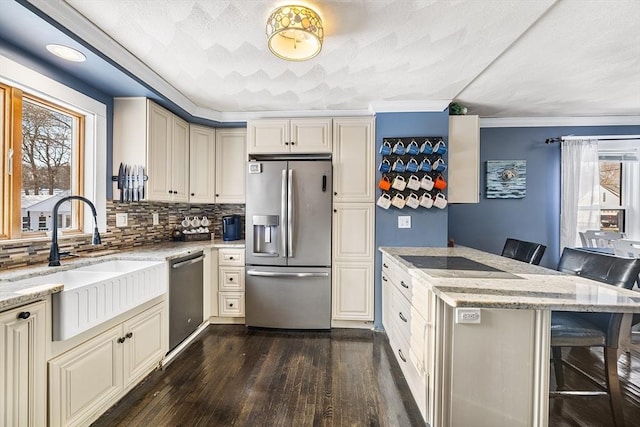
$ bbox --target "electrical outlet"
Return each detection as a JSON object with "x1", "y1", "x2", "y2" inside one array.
[
  {"x1": 456, "y1": 308, "x2": 481, "y2": 324},
  {"x1": 152, "y1": 213, "x2": 159, "y2": 225},
  {"x1": 115, "y1": 213, "x2": 128, "y2": 227},
  {"x1": 398, "y1": 216, "x2": 411, "y2": 229}
]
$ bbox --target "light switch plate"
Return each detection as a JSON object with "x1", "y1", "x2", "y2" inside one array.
[
  {"x1": 115, "y1": 213, "x2": 128, "y2": 227},
  {"x1": 398, "y1": 216, "x2": 411, "y2": 229}
]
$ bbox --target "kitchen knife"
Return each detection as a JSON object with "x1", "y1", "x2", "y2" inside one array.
[
  {"x1": 138, "y1": 165, "x2": 144, "y2": 200},
  {"x1": 132, "y1": 165, "x2": 139, "y2": 201},
  {"x1": 117, "y1": 162, "x2": 124, "y2": 202},
  {"x1": 124, "y1": 165, "x2": 130, "y2": 202}
]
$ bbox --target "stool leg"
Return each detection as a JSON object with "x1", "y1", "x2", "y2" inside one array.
[
  {"x1": 604, "y1": 346, "x2": 625, "y2": 427},
  {"x1": 552, "y1": 346, "x2": 565, "y2": 390}
]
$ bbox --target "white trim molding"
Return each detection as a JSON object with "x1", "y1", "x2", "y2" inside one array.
[
  {"x1": 480, "y1": 116, "x2": 640, "y2": 128},
  {"x1": 369, "y1": 100, "x2": 451, "y2": 114}
]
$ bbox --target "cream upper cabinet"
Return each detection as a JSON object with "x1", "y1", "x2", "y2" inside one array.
[
  {"x1": 448, "y1": 115, "x2": 480, "y2": 203},
  {"x1": 189, "y1": 125, "x2": 216, "y2": 203},
  {"x1": 215, "y1": 128, "x2": 247, "y2": 203},
  {"x1": 0, "y1": 300, "x2": 47, "y2": 427},
  {"x1": 114, "y1": 98, "x2": 189, "y2": 202},
  {"x1": 332, "y1": 117, "x2": 375, "y2": 203},
  {"x1": 247, "y1": 118, "x2": 332, "y2": 154}
]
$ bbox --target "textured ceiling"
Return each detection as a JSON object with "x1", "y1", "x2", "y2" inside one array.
[{"x1": 24, "y1": 0, "x2": 640, "y2": 118}]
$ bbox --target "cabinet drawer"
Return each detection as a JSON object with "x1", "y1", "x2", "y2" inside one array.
[
  {"x1": 382, "y1": 255, "x2": 430, "y2": 312},
  {"x1": 388, "y1": 324, "x2": 427, "y2": 419},
  {"x1": 390, "y1": 286, "x2": 427, "y2": 370},
  {"x1": 218, "y1": 249, "x2": 244, "y2": 266},
  {"x1": 218, "y1": 292, "x2": 245, "y2": 317},
  {"x1": 219, "y1": 267, "x2": 245, "y2": 291}
]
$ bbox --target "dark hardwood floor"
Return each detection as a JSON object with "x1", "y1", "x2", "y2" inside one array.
[
  {"x1": 92, "y1": 325, "x2": 425, "y2": 427},
  {"x1": 93, "y1": 325, "x2": 640, "y2": 427}
]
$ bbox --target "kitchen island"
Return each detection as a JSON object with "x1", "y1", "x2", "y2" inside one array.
[{"x1": 380, "y1": 246, "x2": 640, "y2": 427}]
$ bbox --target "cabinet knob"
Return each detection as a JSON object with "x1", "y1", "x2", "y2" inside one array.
[
  {"x1": 117, "y1": 337, "x2": 126, "y2": 344},
  {"x1": 229, "y1": 277, "x2": 234, "y2": 281},
  {"x1": 126, "y1": 332, "x2": 133, "y2": 339},
  {"x1": 17, "y1": 311, "x2": 30, "y2": 320},
  {"x1": 229, "y1": 256, "x2": 234, "y2": 260},
  {"x1": 191, "y1": 193, "x2": 195, "y2": 196},
  {"x1": 333, "y1": 209, "x2": 337, "y2": 213},
  {"x1": 216, "y1": 194, "x2": 220, "y2": 197},
  {"x1": 285, "y1": 142, "x2": 289, "y2": 145},
  {"x1": 229, "y1": 303, "x2": 234, "y2": 307},
  {"x1": 291, "y1": 142, "x2": 295, "y2": 145}
]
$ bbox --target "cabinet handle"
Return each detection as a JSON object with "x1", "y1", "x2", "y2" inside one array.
[
  {"x1": 126, "y1": 332, "x2": 133, "y2": 339},
  {"x1": 17, "y1": 311, "x2": 30, "y2": 320},
  {"x1": 399, "y1": 312, "x2": 407, "y2": 322},
  {"x1": 383, "y1": 263, "x2": 388, "y2": 269},
  {"x1": 398, "y1": 349, "x2": 407, "y2": 363},
  {"x1": 117, "y1": 337, "x2": 126, "y2": 344},
  {"x1": 401, "y1": 281, "x2": 409, "y2": 289},
  {"x1": 382, "y1": 276, "x2": 388, "y2": 282}
]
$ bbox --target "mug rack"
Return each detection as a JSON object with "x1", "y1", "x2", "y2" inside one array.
[{"x1": 378, "y1": 136, "x2": 448, "y2": 210}]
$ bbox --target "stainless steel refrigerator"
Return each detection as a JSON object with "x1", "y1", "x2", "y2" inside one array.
[{"x1": 245, "y1": 156, "x2": 332, "y2": 329}]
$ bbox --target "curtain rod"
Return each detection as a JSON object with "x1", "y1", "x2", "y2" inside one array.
[{"x1": 545, "y1": 135, "x2": 640, "y2": 144}]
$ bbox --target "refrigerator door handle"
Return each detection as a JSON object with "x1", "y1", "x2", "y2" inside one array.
[
  {"x1": 247, "y1": 270, "x2": 329, "y2": 278},
  {"x1": 281, "y1": 169, "x2": 288, "y2": 257},
  {"x1": 288, "y1": 169, "x2": 294, "y2": 258}
]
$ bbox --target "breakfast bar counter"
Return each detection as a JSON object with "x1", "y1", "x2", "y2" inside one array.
[{"x1": 379, "y1": 246, "x2": 640, "y2": 427}]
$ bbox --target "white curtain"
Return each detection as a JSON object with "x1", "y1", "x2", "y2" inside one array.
[{"x1": 560, "y1": 139, "x2": 600, "y2": 250}]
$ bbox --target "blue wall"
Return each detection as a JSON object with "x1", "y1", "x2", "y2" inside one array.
[
  {"x1": 374, "y1": 111, "x2": 449, "y2": 328},
  {"x1": 448, "y1": 125, "x2": 640, "y2": 269}
]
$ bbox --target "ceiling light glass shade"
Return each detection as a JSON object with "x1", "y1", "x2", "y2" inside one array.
[
  {"x1": 46, "y1": 44, "x2": 86, "y2": 62},
  {"x1": 266, "y1": 5, "x2": 323, "y2": 61}
]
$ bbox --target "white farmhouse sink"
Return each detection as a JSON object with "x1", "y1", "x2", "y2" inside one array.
[{"x1": 14, "y1": 259, "x2": 167, "y2": 340}]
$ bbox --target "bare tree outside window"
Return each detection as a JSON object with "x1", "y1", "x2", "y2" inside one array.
[{"x1": 599, "y1": 161, "x2": 623, "y2": 232}]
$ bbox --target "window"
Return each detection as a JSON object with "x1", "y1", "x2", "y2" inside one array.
[
  {"x1": 1, "y1": 83, "x2": 84, "y2": 239},
  {"x1": 598, "y1": 161, "x2": 623, "y2": 232}
]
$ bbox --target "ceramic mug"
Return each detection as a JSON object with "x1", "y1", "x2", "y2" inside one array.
[
  {"x1": 420, "y1": 139, "x2": 434, "y2": 155},
  {"x1": 407, "y1": 174, "x2": 421, "y2": 191},
  {"x1": 379, "y1": 159, "x2": 391, "y2": 173},
  {"x1": 379, "y1": 140, "x2": 392, "y2": 155},
  {"x1": 434, "y1": 175, "x2": 447, "y2": 190},
  {"x1": 432, "y1": 158, "x2": 447, "y2": 172},
  {"x1": 191, "y1": 217, "x2": 201, "y2": 227},
  {"x1": 433, "y1": 192, "x2": 448, "y2": 209},
  {"x1": 391, "y1": 193, "x2": 406, "y2": 209},
  {"x1": 419, "y1": 158, "x2": 432, "y2": 173},
  {"x1": 378, "y1": 176, "x2": 392, "y2": 191},
  {"x1": 201, "y1": 216, "x2": 210, "y2": 227},
  {"x1": 407, "y1": 139, "x2": 420, "y2": 155},
  {"x1": 181, "y1": 216, "x2": 191, "y2": 227},
  {"x1": 391, "y1": 175, "x2": 407, "y2": 191},
  {"x1": 392, "y1": 158, "x2": 405, "y2": 173},
  {"x1": 434, "y1": 139, "x2": 447, "y2": 155},
  {"x1": 406, "y1": 157, "x2": 419, "y2": 173},
  {"x1": 420, "y1": 174, "x2": 434, "y2": 190},
  {"x1": 406, "y1": 192, "x2": 420, "y2": 209},
  {"x1": 377, "y1": 193, "x2": 392, "y2": 209},
  {"x1": 419, "y1": 192, "x2": 434, "y2": 208},
  {"x1": 393, "y1": 140, "x2": 406, "y2": 155}
]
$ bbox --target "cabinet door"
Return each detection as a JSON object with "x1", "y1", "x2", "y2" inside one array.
[
  {"x1": 49, "y1": 325, "x2": 124, "y2": 427},
  {"x1": 290, "y1": 118, "x2": 332, "y2": 153},
  {"x1": 247, "y1": 119, "x2": 289, "y2": 154},
  {"x1": 332, "y1": 261, "x2": 374, "y2": 321},
  {"x1": 215, "y1": 128, "x2": 247, "y2": 203},
  {"x1": 123, "y1": 303, "x2": 166, "y2": 389},
  {"x1": 332, "y1": 203, "x2": 374, "y2": 261},
  {"x1": 189, "y1": 125, "x2": 216, "y2": 203},
  {"x1": 332, "y1": 117, "x2": 375, "y2": 203},
  {"x1": 0, "y1": 301, "x2": 46, "y2": 427},
  {"x1": 147, "y1": 102, "x2": 172, "y2": 201},
  {"x1": 448, "y1": 115, "x2": 479, "y2": 203},
  {"x1": 171, "y1": 116, "x2": 190, "y2": 202}
]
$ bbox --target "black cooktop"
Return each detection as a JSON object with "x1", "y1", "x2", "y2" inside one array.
[{"x1": 399, "y1": 256, "x2": 503, "y2": 272}]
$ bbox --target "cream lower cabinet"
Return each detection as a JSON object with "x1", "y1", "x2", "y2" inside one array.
[
  {"x1": 381, "y1": 254, "x2": 431, "y2": 421},
  {"x1": 332, "y1": 203, "x2": 374, "y2": 322},
  {"x1": 0, "y1": 300, "x2": 47, "y2": 427},
  {"x1": 49, "y1": 302, "x2": 166, "y2": 427},
  {"x1": 217, "y1": 249, "x2": 245, "y2": 318}
]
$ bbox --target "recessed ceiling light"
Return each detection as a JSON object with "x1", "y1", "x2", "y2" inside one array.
[{"x1": 46, "y1": 44, "x2": 86, "y2": 62}]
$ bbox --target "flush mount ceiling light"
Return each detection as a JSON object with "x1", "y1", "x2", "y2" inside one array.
[
  {"x1": 46, "y1": 44, "x2": 86, "y2": 62},
  {"x1": 266, "y1": 5, "x2": 323, "y2": 61}
]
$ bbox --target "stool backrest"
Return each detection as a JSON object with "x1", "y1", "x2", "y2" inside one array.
[{"x1": 501, "y1": 238, "x2": 546, "y2": 265}]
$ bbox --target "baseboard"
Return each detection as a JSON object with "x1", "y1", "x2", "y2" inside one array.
[
  {"x1": 208, "y1": 316, "x2": 245, "y2": 325},
  {"x1": 331, "y1": 319, "x2": 375, "y2": 329}
]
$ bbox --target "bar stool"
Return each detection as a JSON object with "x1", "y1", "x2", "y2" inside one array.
[{"x1": 501, "y1": 238, "x2": 546, "y2": 265}]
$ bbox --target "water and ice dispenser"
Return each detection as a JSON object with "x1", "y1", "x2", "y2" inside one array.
[{"x1": 252, "y1": 215, "x2": 280, "y2": 256}]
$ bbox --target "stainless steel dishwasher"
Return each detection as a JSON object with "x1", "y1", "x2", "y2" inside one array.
[{"x1": 169, "y1": 251, "x2": 204, "y2": 351}]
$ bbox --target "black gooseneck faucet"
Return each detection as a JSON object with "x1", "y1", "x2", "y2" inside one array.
[{"x1": 48, "y1": 195, "x2": 102, "y2": 267}]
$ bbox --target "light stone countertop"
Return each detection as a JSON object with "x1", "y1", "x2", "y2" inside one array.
[
  {"x1": 0, "y1": 239, "x2": 245, "y2": 311},
  {"x1": 380, "y1": 246, "x2": 640, "y2": 313}
]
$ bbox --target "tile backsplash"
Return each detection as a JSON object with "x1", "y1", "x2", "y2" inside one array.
[{"x1": 0, "y1": 201, "x2": 244, "y2": 270}]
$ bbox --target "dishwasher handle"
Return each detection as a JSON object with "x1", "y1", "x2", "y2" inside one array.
[
  {"x1": 247, "y1": 270, "x2": 328, "y2": 278},
  {"x1": 172, "y1": 255, "x2": 204, "y2": 269}
]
